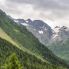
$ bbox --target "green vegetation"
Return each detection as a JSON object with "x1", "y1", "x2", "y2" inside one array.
[
  {"x1": 0, "y1": 9, "x2": 69, "y2": 69},
  {"x1": 0, "y1": 11, "x2": 68, "y2": 65},
  {"x1": 2, "y1": 53, "x2": 23, "y2": 69},
  {"x1": 0, "y1": 38, "x2": 67, "y2": 69},
  {"x1": 48, "y1": 39, "x2": 69, "y2": 64}
]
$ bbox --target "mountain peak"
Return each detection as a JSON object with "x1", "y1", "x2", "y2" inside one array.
[
  {"x1": 26, "y1": 19, "x2": 32, "y2": 23},
  {"x1": 52, "y1": 26, "x2": 69, "y2": 42},
  {"x1": 14, "y1": 18, "x2": 53, "y2": 44},
  {"x1": 55, "y1": 26, "x2": 60, "y2": 28},
  {"x1": 60, "y1": 26, "x2": 69, "y2": 31}
]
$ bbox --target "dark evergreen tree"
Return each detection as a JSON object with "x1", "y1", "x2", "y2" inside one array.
[{"x1": 3, "y1": 53, "x2": 23, "y2": 69}]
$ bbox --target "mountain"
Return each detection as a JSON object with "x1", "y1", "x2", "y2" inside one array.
[
  {"x1": 48, "y1": 39, "x2": 69, "y2": 64},
  {"x1": 0, "y1": 9, "x2": 69, "y2": 69},
  {"x1": 0, "y1": 37, "x2": 67, "y2": 69},
  {"x1": 48, "y1": 26, "x2": 69, "y2": 64},
  {"x1": 14, "y1": 19, "x2": 69, "y2": 44},
  {"x1": 51, "y1": 26, "x2": 69, "y2": 42},
  {"x1": 14, "y1": 19, "x2": 53, "y2": 45},
  {"x1": 14, "y1": 18, "x2": 69, "y2": 64}
]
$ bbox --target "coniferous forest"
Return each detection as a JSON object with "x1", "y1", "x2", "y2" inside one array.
[{"x1": 0, "y1": 9, "x2": 69, "y2": 69}]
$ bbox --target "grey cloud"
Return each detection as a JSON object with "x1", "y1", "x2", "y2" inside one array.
[
  {"x1": 1, "y1": 0, "x2": 69, "y2": 28},
  {"x1": 6, "y1": 0, "x2": 69, "y2": 10},
  {"x1": 5, "y1": 0, "x2": 69, "y2": 21}
]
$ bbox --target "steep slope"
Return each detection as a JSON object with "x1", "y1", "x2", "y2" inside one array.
[
  {"x1": 13, "y1": 11, "x2": 69, "y2": 67},
  {"x1": 0, "y1": 27, "x2": 18, "y2": 47},
  {"x1": 14, "y1": 19, "x2": 69, "y2": 64},
  {"x1": 51, "y1": 26, "x2": 69, "y2": 42},
  {"x1": 48, "y1": 39, "x2": 69, "y2": 64},
  {"x1": 0, "y1": 37, "x2": 66, "y2": 69},
  {"x1": 14, "y1": 19, "x2": 53, "y2": 45},
  {"x1": 48, "y1": 26, "x2": 69, "y2": 64},
  {"x1": 0, "y1": 9, "x2": 69, "y2": 68}
]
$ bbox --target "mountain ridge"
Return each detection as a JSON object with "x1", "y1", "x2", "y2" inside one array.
[
  {"x1": 14, "y1": 18, "x2": 69, "y2": 64},
  {"x1": 14, "y1": 19, "x2": 69, "y2": 44},
  {"x1": 0, "y1": 9, "x2": 69, "y2": 68}
]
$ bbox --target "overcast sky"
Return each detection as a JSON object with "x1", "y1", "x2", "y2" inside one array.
[{"x1": 0, "y1": 0, "x2": 69, "y2": 28}]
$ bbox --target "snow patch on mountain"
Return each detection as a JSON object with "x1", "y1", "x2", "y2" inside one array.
[
  {"x1": 21, "y1": 23, "x2": 28, "y2": 26},
  {"x1": 14, "y1": 18, "x2": 69, "y2": 45},
  {"x1": 38, "y1": 30, "x2": 43, "y2": 34},
  {"x1": 14, "y1": 20, "x2": 19, "y2": 23}
]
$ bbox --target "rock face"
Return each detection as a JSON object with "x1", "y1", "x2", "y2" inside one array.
[
  {"x1": 14, "y1": 19, "x2": 69, "y2": 45},
  {"x1": 14, "y1": 19, "x2": 53, "y2": 45},
  {"x1": 51, "y1": 26, "x2": 69, "y2": 42},
  {"x1": 13, "y1": 18, "x2": 69, "y2": 64},
  {"x1": 28, "y1": 20, "x2": 53, "y2": 45}
]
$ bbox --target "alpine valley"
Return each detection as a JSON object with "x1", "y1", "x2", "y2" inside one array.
[
  {"x1": 14, "y1": 18, "x2": 69, "y2": 64},
  {"x1": 0, "y1": 9, "x2": 69, "y2": 69}
]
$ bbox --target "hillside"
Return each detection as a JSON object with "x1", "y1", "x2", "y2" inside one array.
[
  {"x1": 0, "y1": 9, "x2": 69, "y2": 68},
  {"x1": 14, "y1": 19, "x2": 53, "y2": 45},
  {"x1": 48, "y1": 26, "x2": 69, "y2": 64},
  {"x1": 15, "y1": 18, "x2": 69, "y2": 64},
  {"x1": 0, "y1": 38, "x2": 67, "y2": 69},
  {"x1": 48, "y1": 39, "x2": 69, "y2": 64}
]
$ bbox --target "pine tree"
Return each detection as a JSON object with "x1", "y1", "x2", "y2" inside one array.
[{"x1": 3, "y1": 53, "x2": 23, "y2": 69}]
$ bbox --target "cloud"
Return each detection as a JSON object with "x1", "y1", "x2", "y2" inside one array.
[
  {"x1": 5, "y1": 0, "x2": 69, "y2": 19},
  {"x1": 6, "y1": 0, "x2": 69, "y2": 10},
  {"x1": 5, "y1": 0, "x2": 69, "y2": 18},
  {"x1": 0, "y1": 0, "x2": 69, "y2": 28}
]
